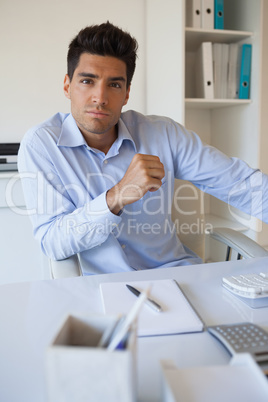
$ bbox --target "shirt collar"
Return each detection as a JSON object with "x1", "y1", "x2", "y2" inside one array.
[
  {"x1": 57, "y1": 113, "x2": 137, "y2": 152},
  {"x1": 57, "y1": 114, "x2": 87, "y2": 147},
  {"x1": 116, "y1": 117, "x2": 137, "y2": 152}
]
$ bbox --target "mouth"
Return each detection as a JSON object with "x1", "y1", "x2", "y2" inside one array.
[{"x1": 86, "y1": 110, "x2": 110, "y2": 118}]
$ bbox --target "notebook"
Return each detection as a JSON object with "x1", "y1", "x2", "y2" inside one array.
[{"x1": 99, "y1": 279, "x2": 204, "y2": 336}]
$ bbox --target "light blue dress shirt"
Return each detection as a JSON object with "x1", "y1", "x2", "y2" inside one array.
[{"x1": 18, "y1": 110, "x2": 268, "y2": 274}]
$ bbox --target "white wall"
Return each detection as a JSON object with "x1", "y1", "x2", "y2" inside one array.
[
  {"x1": 0, "y1": 0, "x2": 146, "y2": 143},
  {"x1": 145, "y1": 0, "x2": 184, "y2": 124}
]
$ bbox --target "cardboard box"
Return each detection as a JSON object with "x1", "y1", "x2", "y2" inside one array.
[{"x1": 46, "y1": 314, "x2": 137, "y2": 402}]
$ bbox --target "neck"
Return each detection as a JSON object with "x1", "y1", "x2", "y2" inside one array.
[{"x1": 83, "y1": 125, "x2": 118, "y2": 154}]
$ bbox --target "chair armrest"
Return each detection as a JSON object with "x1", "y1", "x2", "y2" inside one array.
[
  {"x1": 49, "y1": 254, "x2": 82, "y2": 279},
  {"x1": 209, "y1": 227, "x2": 268, "y2": 259}
]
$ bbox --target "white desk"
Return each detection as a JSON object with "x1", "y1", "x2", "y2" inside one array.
[{"x1": 0, "y1": 257, "x2": 268, "y2": 402}]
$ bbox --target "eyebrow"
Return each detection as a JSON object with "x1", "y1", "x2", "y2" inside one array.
[{"x1": 77, "y1": 72, "x2": 126, "y2": 82}]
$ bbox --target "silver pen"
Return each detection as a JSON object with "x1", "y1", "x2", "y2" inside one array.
[{"x1": 126, "y1": 284, "x2": 162, "y2": 313}]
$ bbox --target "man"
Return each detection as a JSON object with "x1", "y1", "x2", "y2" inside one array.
[{"x1": 18, "y1": 22, "x2": 268, "y2": 275}]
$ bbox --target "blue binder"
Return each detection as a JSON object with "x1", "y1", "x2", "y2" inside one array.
[
  {"x1": 239, "y1": 44, "x2": 252, "y2": 99},
  {"x1": 214, "y1": 0, "x2": 224, "y2": 29}
]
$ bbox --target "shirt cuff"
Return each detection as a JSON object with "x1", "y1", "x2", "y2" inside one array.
[{"x1": 86, "y1": 191, "x2": 122, "y2": 224}]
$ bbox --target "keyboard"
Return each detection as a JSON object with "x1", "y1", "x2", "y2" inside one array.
[{"x1": 222, "y1": 272, "x2": 268, "y2": 299}]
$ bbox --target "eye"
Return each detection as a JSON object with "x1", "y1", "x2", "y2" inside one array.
[
  {"x1": 81, "y1": 79, "x2": 94, "y2": 85},
  {"x1": 110, "y1": 82, "x2": 121, "y2": 88}
]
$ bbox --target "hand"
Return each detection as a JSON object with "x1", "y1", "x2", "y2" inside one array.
[{"x1": 106, "y1": 153, "x2": 165, "y2": 215}]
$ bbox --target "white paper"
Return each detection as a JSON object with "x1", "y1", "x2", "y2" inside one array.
[{"x1": 100, "y1": 279, "x2": 204, "y2": 336}]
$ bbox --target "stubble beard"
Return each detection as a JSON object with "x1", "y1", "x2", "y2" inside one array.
[{"x1": 74, "y1": 109, "x2": 115, "y2": 136}]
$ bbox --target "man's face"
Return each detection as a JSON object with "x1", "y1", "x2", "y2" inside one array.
[{"x1": 64, "y1": 53, "x2": 130, "y2": 143}]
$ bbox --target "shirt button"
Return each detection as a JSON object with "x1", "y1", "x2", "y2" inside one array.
[
  {"x1": 104, "y1": 160, "x2": 108, "y2": 165},
  {"x1": 121, "y1": 244, "x2": 126, "y2": 249}
]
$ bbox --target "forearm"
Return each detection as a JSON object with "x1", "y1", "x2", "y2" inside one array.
[
  {"x1": 174, "y1": 131, "x2": 268, "y2": 224},
  {"x1": 226, "y1": 170, "x2": 268, "y2": 224},
  {"x1": 18, "y1": 144, "x2": 122, "y2": 259},
  {"x1": 202, "y1": 169, "x2": 268, "y2": 224},
  {"x1": 33, "y1": 192, "x2": 122, "y2": 260}
]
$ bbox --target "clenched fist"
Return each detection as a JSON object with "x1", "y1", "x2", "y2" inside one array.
[{"x1": 106, "y1": 153, "x2": 165, "y2": 215}]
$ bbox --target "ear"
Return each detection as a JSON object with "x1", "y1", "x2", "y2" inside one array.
[
  {"x1": 123, "y1": 85, "x2": 131, "y2": 106},
  {"x1": 63, "y1": 74, "x2": 71, "y2": 99}
]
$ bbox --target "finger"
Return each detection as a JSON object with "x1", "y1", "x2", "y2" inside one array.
[
  {"x1": 147, "y1": 167, "x2": 165, "y2": 180},
  {"x1": 145, "y1": 177, "x2": 164, "y2": 192},
  {"x1": 133, "y1": 155, "x2": 165, "y2": 176},
  {"x1": 133, "y1": 153, "x2": 162, "y2": 165}
]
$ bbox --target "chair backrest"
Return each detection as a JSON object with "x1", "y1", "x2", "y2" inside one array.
[
  {"x1": 49, "y1": 254, "x2": 82, "y2": 279},
  {"x1": 172, "y1": 179, "x2": 206, "y2": 260}
]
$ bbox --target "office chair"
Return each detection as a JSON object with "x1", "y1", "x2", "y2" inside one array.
[
  {"x1": 49, "y1": 227, "x2": 268, "y2": 279},
  {"x1": 208, "y1": 227, "x2": 268, "y2": 261},
  {"x1": 49, "y1": 254, "x2": 82, "y2": 279}
]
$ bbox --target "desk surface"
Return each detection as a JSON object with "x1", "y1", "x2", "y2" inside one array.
[{"x1": 0, "y1": 257, "x2": 268, "y2": 402}]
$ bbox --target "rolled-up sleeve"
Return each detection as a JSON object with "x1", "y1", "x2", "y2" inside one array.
[
  {"x1": 171, "y1": 124, "x2": 268, "y2": 223},
  {"x1": 18, "y1": 135, "x2": 122, "y2": 260}
]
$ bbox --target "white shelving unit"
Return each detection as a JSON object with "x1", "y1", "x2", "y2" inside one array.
[
  {"x1": 184, "y1": 0, "x2": 268, "y2": 261},
  {"x1": 185, "y1": 98, "x2": 251, "y2": 109},
  {"x1": 185, "y1": 27, "x2": 253, "y2": 51},
  {"x1": 146, "y1": 0, "x2": 267, "y2": 262}
]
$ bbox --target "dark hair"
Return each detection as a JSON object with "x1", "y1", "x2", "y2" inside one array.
[{"x1": 67, "y1": 21, "x2": 138, "y2": 88}]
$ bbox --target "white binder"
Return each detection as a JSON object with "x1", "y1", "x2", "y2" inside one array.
[
  {"x1": 220, "y1": 43, "x2": 229, "y2": 98},
  {"x1": 212, "y1": 43, "x2": 222, "y2": 99},
  {"x1": 227, "y1": 43, "x2": 239, "y2": 99},
  {"x1": 213, "y1": 43, "x2": 229, "y2": 99},
  {"x1": 195, "y1": 42, "x2": 214, "y2": 99},
  {"x1": 201, "y1": 0, "x2": 214, "y2": 29},
  {"x1": 186, "y1": 0, "x2": 201, "y2": 28}
]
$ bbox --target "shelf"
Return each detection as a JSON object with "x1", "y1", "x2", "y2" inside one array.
[
  {"x1": 185, "y1": 27, "x2": 253, "y2": 52},
  {"x1": 185, "y1": 98, "x2": 251, "y2": 109}
]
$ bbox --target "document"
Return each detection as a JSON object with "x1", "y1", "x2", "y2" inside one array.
[
  {"x1": 227, "y1": 43, "x2": 239, "y2": 99},
  {"x1": 220, "y1": 43, "x2": 229, "y2": 98},
  {"x1": 161, "y1": 354, "x2": 268, "y2": 402},
  {"x1": 195, "y1": 42, "x2": 214, "y2": 99},
  {"x1": 212, "y1": 43, "x2": 229, "y2": 98},
  {"x1": 212, "y1": 43, "x2": 222, "y2": 98},
  {"x1": 99, "y1": 279, "x2": 204, "y2": 336}
]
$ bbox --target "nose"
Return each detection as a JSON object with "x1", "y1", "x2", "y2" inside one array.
[{"x1": 92, "y1": 83, "x2": 108, "y2": 106}]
